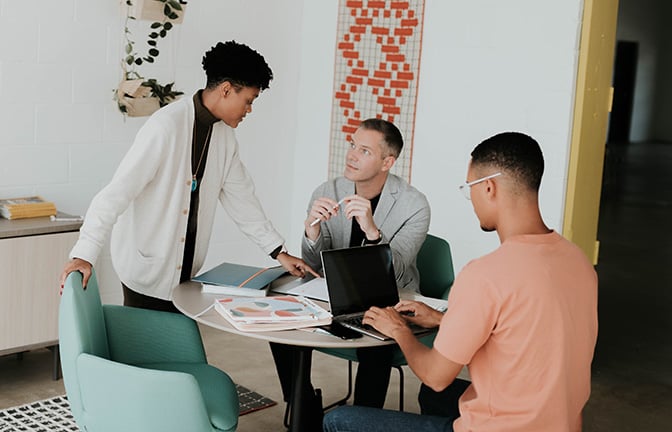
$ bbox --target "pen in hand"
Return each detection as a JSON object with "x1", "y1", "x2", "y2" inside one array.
[{"x1": 309, "y1": 198, "x2": 346, "y2": 227}]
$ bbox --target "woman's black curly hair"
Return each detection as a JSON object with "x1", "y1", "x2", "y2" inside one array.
[{"x1": 202, "y1": 40, "x2": 273, "y2": 90}]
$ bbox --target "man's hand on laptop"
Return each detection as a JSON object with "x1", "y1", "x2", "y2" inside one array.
[
  {"x1": 363, "y1": 306, "x2": 413, "y2": 340},
  {"x1": 395, "y1": 300, "x2": 443, "y2": 329}
]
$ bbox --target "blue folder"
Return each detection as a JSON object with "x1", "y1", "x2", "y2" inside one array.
[{"x1": 192, "y1": 262, "x2": 288, "y2": 290}]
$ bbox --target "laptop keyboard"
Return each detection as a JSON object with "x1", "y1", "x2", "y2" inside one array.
[
  {"x1": 339, "y1": 315, "x2": 373, "y2": 330},
  {"x1": 335, "y1": 311, "x2": 437, "y2": 341}
]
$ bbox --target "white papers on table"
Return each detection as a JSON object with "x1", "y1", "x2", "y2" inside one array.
[
  {"x1": 201, "y1": 284, "x2": 268, "y2": 297},
  {"x1": 400, "y1": 291, "x2": 448, "y2": 312},
  {"x1": 271, "y1": 277, "x2": 329, "y2": 302}
]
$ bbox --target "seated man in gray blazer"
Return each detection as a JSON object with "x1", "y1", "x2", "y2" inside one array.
[{"x1": 270, "y1": 118, "x2": 430, "y2": 420}]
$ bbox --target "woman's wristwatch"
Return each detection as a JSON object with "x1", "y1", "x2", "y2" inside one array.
[{"x1": 270, "y1": 245, "x2": 287, "y2": 260}]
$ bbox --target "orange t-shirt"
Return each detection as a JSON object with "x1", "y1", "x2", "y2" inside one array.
[{"x1": 434, "y1": 231, "x2": 598, "y2": 432}]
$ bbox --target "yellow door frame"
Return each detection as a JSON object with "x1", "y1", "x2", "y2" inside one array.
[{"x1": 563, "y1": 0, "x2": 619, "y2": 264}]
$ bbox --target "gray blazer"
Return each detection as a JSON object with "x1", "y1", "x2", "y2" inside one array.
[{"x1": 301, "y1": 174, "x2": 430, "y2": 292}]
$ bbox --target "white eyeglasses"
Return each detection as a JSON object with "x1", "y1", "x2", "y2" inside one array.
[{"x1": 458, "y1": 172, "x2": 502, "y2": 200}]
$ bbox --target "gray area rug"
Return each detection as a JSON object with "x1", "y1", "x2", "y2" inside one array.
[{"x1": 0, "y1": 385, "x2": 276, "y2": 431}]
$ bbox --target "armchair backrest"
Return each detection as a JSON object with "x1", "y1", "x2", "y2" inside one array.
[
  {"x1": 59, "y1": 270, "x2": 110, "y2": 422},
  {"x1": 417, "y1": 234, "x2": 455, "y2": 300}
]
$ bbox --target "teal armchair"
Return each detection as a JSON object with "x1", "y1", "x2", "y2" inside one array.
[
  {"x1": 318, "y1": 234, "x2": 455, "y2": 412},
  {"x1": 59, "y1": 270, "x2": 239, "y2": 432}
]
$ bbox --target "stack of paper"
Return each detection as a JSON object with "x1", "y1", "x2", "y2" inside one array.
[
  {"x1": 214, "y1": 295, "x2": 332, "y2": 332},
  {"x1": 0, "y1": 196, "x2": 57, "y2": 220}
]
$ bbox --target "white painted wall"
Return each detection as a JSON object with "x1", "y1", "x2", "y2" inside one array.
[
  {"x1": 0, "y1": 0, "x2": 585, "y2": 304},
  {"x1": 289, "y1": 0, "x2": 585, "y2": 276}
]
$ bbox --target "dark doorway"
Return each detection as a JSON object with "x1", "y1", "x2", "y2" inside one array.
[{"x1": 607, "y1": 40, "x2": 638, "y2": 143}]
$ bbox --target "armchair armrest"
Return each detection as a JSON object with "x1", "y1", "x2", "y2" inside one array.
[
  {"x1": 103, "y1": 305, "x2": 207, "y2": 365},
  {"x1": 76, "y1": 353, "x2": 214, "y2": 432}
]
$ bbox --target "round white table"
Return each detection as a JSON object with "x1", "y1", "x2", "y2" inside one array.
[{"x1": 172, "y1": 277, "x2": 395, "y2": 432}]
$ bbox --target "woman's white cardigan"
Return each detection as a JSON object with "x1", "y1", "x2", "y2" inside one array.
[{"x1": 70, "y1": 97, "x2": 284, "y2": 300}]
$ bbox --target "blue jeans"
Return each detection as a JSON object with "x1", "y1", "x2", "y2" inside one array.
[
  {"x1": 323, "y1": 378, "x2": 470, "y2": 432},
  {"x1": 323, "y1": 406, "x2": 455, "y2": 432}
]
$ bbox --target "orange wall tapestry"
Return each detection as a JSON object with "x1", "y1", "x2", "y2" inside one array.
[{"x1": 329, "y1": 0, "x2": 426, "y2": 181}]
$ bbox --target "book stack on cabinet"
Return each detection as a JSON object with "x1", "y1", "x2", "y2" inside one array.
[{"x1": 0, "y1": 196, "x2": 57, "y2": 220}]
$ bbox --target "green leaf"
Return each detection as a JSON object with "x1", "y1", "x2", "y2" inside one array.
[
  {"x1": 164, "y1": 4, "x2": 171, "y2": 16},
  {"x1": 163, "y1": 22, "x2": 173, "y2": 30},
  {"x1": 168, "y1": 12, "x2": 178, "y2": 19},
  {"x1": 159, "y1": 29, "x2": 166, "y2": 38},
  {"x1": 148, "y1": 40, "x2": 157, "y2": 46},
  {"x1": 125, "y1": 56, "x2": 134, "y2": 65},
  {"x1": 125, "y1": 43, "x2": 132, "y2": 54},
  {"x1": 149, "y1": 32, "x2": 158, "y2": 39},
  {"x1": 149, "y1": 48, "x2": 159, "y2": 57},
  {"x1": 169, "y1": 1, "x2": 182, "y2": 11},
  {"x1": 150, "y1": 22, "x2": 162, "y2": 29}
]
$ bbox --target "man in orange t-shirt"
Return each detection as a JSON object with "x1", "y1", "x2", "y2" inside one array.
[{"x1": 323, "y1": 132, "x2": 598, "y2": 432}]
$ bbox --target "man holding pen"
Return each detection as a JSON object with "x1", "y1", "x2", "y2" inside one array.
[{"x1": 270, "y1": 118, "x2": 431, "y2": 424}]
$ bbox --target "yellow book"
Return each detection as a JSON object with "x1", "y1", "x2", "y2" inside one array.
[{"x1": 0, "y1": 196, "x2": 57, "y2": 220}]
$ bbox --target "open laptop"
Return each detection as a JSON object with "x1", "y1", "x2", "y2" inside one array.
[{"x1": 321, "y1": 244, "x2": 435, "y2": 341}]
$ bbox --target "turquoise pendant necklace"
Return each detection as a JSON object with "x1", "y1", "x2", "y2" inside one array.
[{"x1": 192, "y1": 125, "x2": 213, "y2": 192}]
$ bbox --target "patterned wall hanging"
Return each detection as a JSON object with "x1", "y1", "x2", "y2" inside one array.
[{"x1": 329, "y1": 0, "x2": 425, "y2": 181}]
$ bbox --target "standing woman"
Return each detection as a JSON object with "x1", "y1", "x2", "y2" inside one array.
[{"x1": 60, "y1": 40, "x2": 317, "y2": 311}]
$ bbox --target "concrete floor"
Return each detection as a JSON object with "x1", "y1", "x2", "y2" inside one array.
[
  {"x1": 581, "y1": 141, "x2": 672, "y2": 431},
  {"x1": 1, "y1": 141, "x2": 671, "y2": 431}
]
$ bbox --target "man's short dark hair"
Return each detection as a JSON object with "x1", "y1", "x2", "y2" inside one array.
[
  {"x1": 359, "y1": 118, "x2": 403, "y2": 158},
  {"x1": 471, "y1": 132, "x2": 544, "y2": 192},
  {"x1": 202, "y1": 40, "x2": 273, "y2": 90}
]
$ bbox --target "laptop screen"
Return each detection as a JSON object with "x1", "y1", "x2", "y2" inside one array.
[{"x1": 321, "y1": 244, "x2": 400, "y2": 316}]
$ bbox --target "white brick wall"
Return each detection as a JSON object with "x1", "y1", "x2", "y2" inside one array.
[{"x1": 0, "y1": 0, "x2": 305, "y2": 303}]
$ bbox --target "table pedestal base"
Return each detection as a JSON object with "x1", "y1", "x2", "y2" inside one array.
[{"x1": 288, "y1": 347, "x2": 323, "y2": 432}]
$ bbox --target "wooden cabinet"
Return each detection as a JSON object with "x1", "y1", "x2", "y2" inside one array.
[{"x1": 0, "y1": 216, "x2": 81, "y2": 365}]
